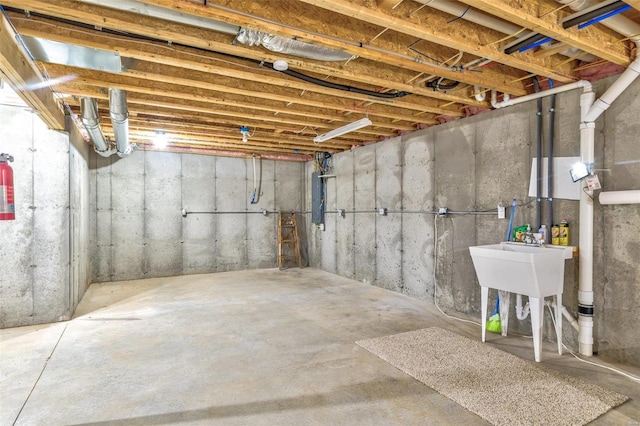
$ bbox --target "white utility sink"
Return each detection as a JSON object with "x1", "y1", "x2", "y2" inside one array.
[
  {"x1": 469, "y1": 242, "x2": 572, "y2": 297},
  {"x1": 469, "y1": 242, "x2": 573, "y2": 362}
]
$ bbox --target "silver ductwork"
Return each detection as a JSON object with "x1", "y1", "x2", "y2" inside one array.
[
  {"x1": 80, "y1": 97, "x2": 116, "y2": 157},
  {"x1": 109, "y1": 88, "x2": 134, "y2": 158},
  {"x1": 78, "y1": 0, "x2": 351, "y2": 62},
  {"x1": 236, "y1": 28, "x2": 353, "y2": 62}
]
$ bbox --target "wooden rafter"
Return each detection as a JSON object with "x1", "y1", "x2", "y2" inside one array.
[
  {"x1": 42, "y1": 62, "x2": 424, "y2": 131},
  {"x1": 289, "y1": 0, "x2": 577, "y2": 83},
  {"x1": 139, "y1": 0, "x2": 536, "y2": 94},
  {"x1": 9, "y1": 15, "x2": 475, "y2": 115},
  {"x1": 1, "y1": 0, "x2": 482, "y2": 106},
  {"x1": 626, "y1": 0, "x2": 640, "y2": 13},
  {"x1": 458, "y1": 0, "x2": 631, "y2": 66},
  {"x1": 0, "y1": 13, "x2": 64, "y2": 130}
]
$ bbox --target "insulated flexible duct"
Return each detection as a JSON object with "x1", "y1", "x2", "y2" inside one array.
[{"x1": 236, "y1": 28, "x2": 353, "y2": 62}]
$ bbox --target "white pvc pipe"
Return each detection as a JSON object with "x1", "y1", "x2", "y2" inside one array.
[
  {"x1": 579, "y1": 90, "x2": 596, "y2": 356},
  {"x1": 516, "y1": 294, "x2": 530, "y2": 320},
  {"x1": 415, "y1": 0, "x2": 522, "y2": 35},
  {"x1": 599, "y1": 190, "x2": 640, "y2": 205},
  {"x1": 491, "y1": 80, "x2": 592, "y2": 108},
  {"x1": 585, "y1": 59, "x2": 640, "y2": 122},
  {"x1": 551, "y1": 302, "x2": 580, "y2": 331}
]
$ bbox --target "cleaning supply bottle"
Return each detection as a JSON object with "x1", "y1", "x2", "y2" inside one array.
[
  {"x1": 538, "y1": 225, "x2": 547, "y2": 244},
  {"x1": 559, "y1": 218, "x2": 569, "y2": 246},
  {"x1": 551, "y1": 224, "x2": 560, "y2": 245}
]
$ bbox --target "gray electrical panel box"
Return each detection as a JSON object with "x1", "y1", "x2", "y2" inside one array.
[{"x1": 311, "y1": 172, "x2": 324, "y2": 224}]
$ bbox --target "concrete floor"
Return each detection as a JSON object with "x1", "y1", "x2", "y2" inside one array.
[{"x1": 1, "y1": 268, "x2": 638, "y2": 425}]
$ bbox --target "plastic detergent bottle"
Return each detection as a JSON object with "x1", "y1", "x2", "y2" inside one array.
[{"x1": 538, "y1": 225, "x2": 547, "y2": 243}]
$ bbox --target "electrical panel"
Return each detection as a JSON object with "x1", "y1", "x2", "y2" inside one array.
[{"x1": 311, "y1": 172, "x2": 324, "y2": 224}]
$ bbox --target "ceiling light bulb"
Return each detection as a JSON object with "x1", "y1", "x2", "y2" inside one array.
[
  {"x1": 273, "y1": 60, "x2": 289, "y2": 71},
  {"x1": 154, "y1": 130, "x2": 167, "y2": 148}
]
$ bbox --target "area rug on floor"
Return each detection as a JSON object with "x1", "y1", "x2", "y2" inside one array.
[{"x1": 356, "y1": 327, "x2": 628, "y2": 426}]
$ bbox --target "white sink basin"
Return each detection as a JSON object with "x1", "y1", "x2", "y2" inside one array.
[
  {"x1": 469, "y1": 243, "x2": 571, "y2": 297},
  {"x1": 470, "y1": 242, "x2": 572, "y2": 362}
]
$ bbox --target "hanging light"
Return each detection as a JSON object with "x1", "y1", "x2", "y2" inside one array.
[{"x1": 313, "y1": 118, "x2": 372, "y2": 143}]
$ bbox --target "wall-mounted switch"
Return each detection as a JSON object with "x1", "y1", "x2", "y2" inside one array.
[
  {"x1": 498, "y1": 204, "x2": 505, "y2": 219},
  {"x1": 379, "y1": 208, "x2": 387, "y2": 216}
]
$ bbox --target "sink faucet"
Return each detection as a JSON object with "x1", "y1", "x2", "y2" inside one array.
[{"x1": 523, "y1": 232, "x2": 541, "y2": 245}]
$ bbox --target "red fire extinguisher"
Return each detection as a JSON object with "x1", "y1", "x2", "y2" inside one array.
[{"x1": 1, "y1": 153, "x2": 15, "y2": 221}]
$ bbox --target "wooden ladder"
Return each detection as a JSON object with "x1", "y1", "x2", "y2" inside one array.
[{"x1": 278, "y1": 212, "x2": 302, "y2": 269}]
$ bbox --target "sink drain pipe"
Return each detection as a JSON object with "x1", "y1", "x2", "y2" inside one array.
[{"x1": 491, "y1": 40, "x2": 640, "y2": 355}]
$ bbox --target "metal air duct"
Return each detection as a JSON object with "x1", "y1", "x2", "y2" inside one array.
[
  {"x1": 109, "y1": 88, "x2": 134, "y2": 158},
  {"x1": 80, "y1": 97, "x2": 116, "y2": 157}
]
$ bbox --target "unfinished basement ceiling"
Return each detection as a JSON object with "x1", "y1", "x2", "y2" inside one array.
[{"x1": 1, "y1": 0, "x2": 639, "y2": 160}]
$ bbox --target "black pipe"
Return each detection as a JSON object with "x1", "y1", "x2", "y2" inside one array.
[
  {"x1": 3, "y1": 6, "x2": 410, "y2": 99},
  {"x1": 532, "y1": 77, "x2": 543, "y2": 230},
  {"x1": 505, "y1": 33, "x2": 550, "y2": 55},
  {"x1": 548, "y1": 94, "x2": 556, "y2": 234},
  {"x1": 280, "y1": 68, "x2": 411, "y2": 98},
  {"x1": 562, "y1": 0, "x2": 625, "y2": 29}
]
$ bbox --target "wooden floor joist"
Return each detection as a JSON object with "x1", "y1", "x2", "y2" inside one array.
[
  {"x1": 3, "y1": 0, "x2": 637, "y2": 156},
  {"x1": 0, "y1": 14, "x2": 65, "y2": 130}
]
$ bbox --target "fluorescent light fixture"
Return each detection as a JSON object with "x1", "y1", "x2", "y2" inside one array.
[
  {"x1": 569, "y1": 162, "x2": 590, "y2": 182},
  {"x1": 313, "y1": 117, "x2": 372, "y2": 143}
]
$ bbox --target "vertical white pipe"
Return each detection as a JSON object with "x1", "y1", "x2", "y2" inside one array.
[
  {"x1": 577, "y1": 44, "x2": 640, "y2": 357},
  {"x1": 578, "y1": 91, "x2": 596, "y2": 357}
]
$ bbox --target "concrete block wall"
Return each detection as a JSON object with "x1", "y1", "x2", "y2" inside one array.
[
  {"x1": 90, "y1": 153, "x2": 304, "y2": 282},
  {"x1": 307, "y1": 75, "x2": 640, "y2": 367},
  {"x1": 0, "y1": 104, "x2": 90, "y2": 328},
  {"x1": 68, "y1": 118, "x2": 91, "y2": 314},
  {"x1": 305, "y1": 136, "x2": 436, "y2": 299}
]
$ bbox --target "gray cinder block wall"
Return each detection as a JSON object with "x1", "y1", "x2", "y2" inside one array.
[
  {"x1": 307, "y1": 74, "x2": 640, "y2": 367},
  {"x1": 0, "y1": 106, "x2": 90, "y2": 328},
  {"x1": 90, "y1": 152, "x2": 305, "y2": 282}
]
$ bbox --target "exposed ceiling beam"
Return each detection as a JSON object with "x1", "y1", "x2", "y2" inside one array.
[
  {"x1": 62, "y1": 93, "x2": 389, "y2": 143},
  {"x1": 376, "y1": 0, "x2": 401, "y2": 9},
  {"x1": 458, "y1": 0, "x2": 631, "y2": 66},
  {"x1": 290, "y1": 0, "x2": 576, "y2": 83},
  {"x1": 626, "y1": 0, "x2": 640, "y2": 13},
  {"x1": 71, "y1": 102, "x2": 374, "y2": 143},
  {"x1": 2, "y1": 0, "x2": 483, "y2": 106},
  {"x1": 41, "y1": 62, "x2": 423, "y2": 130},
  {"x1": 136, "y1": 0, "x2": 536, "y2": 94},
  {"x1": 101, "y1": 127, "x2": 322, "y2": 154},
  {"x1": 68, "y1": 107, "x2": 351, "y2": 153},
  {"x1": 9, "y1": 13, "x2": 481, "y2": 113},
  {"x1": 0, "y1": 13, "x2": 65, "y2": 130}
]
